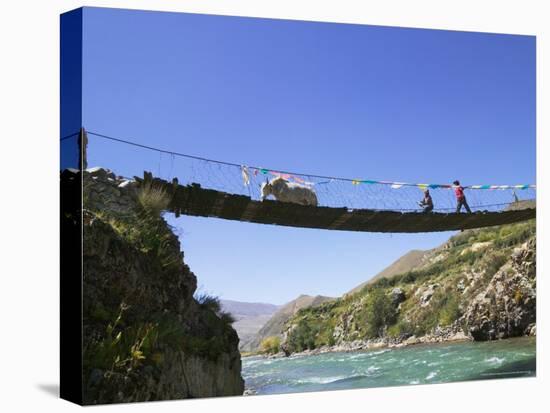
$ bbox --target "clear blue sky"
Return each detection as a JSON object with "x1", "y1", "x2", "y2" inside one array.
[{"x1": 80, "y1": 7, "x2": 535, "y2": 304}]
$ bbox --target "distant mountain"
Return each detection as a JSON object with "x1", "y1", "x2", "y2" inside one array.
[
  {"x1": 220, "y1": 300, "x2": 280, "y2": 351},
  {"x1": 244, "y1": 294, "x2": 335, "y2": 351},
  {"x1": 347, "y1": 250, "x2": 429, "y2": 295},
  {"x1": 220, "y1": 300, "x2": 280, "y2": 319}
]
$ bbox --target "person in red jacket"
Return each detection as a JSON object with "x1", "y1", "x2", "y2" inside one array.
[{"x1": 453, "y1": 180, "x2": 472, "y2": 213}]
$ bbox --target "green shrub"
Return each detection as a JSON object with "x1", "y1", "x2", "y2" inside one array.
[
  {"x1": 356, "y1": 288, "x2": 397, "y2": 338},
  {"x1": 260, "y1": 336, "x2": 281, "y2": 354},
  {"x1": 195, "y1": 293, "x2": 222, "y2": 313},
  {"x1": 84, "y1": 304, "x2": 157, "y2": 375},
  {"x1": 438, "y1": 294, "x2": 461, "y2": 326},
  {"x1": 219, "y1": 311, "x2": 236, "y2": 325},
  {"x1": 194, "y1": 293, "x2": 236, "y2": 333},
  {"x1": 411, "y1": 289, "x2": 462, "y2": 335},
  {"x1": 400, "y1": 271, "x2": 417, "y2": 284},
  {"x1": 387, "y1": 318, "x2": 414, "y2": 338},
  {"x1": 95, "y1": 206, "x2": 180, "y2": 270},
  {"x1": 285, "y1": 319, "x2": 319, "y2": 353},
  {"x1": 371, "y1": 277, "x2": 396, "y2": 289}
]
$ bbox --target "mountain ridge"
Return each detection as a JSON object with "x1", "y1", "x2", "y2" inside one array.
[
  {"x1": 347, "y1": 249, "x2": 430, "y2": 295},
  {"x1": 220, "y1": 300, "x2": 281, "y2": 351},
  {"x1": 242, "y1": 294, "x2": 335, "y2": 351}
]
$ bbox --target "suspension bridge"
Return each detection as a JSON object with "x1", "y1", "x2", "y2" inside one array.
[{"x1": 62, "y1": 130, "x2": 536, "y2": 233}]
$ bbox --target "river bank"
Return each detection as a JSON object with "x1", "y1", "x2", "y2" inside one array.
[{"x1": 245, "y1": 322, "x2": 536, "y2": 360}]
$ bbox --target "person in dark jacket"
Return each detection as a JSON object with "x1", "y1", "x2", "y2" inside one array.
[
  {"x1": 418, "y1": 189, "x2": 434, "y2": 213},
  {"x1": 453, "y1": 180, "x2": 472, "y2": 213}
]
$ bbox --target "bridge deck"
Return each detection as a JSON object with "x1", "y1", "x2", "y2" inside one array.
[{"x1": 140, "y1": 175, "x2": 536, "y2": 233}]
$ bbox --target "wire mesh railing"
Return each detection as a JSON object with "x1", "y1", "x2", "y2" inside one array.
[{"x1": 62, "y1": 130, "x2": 536, "y2": 213}]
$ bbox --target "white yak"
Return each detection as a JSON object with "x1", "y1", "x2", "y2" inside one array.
[{"x1": 260, "y1": 177, "x2": 318, "y2": 206}]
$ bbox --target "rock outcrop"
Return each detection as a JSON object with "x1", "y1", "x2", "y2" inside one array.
[
  {"x1": 74, "y1": 168, "x2": 244, "y2": 404},
  {"x1": 464, "y1": 239, "x2": 536, "y2": 340},
  {"x1": 391, "y1": 288, "x2": 406, "y2": 305},
  {"x1": 418, "y1": 284, "x2": 439, "y2": 307}
]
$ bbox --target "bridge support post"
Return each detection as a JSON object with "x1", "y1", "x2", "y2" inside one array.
[{"x1": 78, "y1": 127, "x2": 88, "y2": 171}]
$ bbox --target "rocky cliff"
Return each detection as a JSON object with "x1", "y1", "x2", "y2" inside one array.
[
  {"x1": 464, "y1": 238, "x2": 536, "y2": 340},
  {"x1": 75, "y1": 168, "x2": 244, "y2": 404},
  {"x1": 280, "y1": 220, "x2": 536, "y2": 355}
]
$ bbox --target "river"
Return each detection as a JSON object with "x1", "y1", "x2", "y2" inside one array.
[{"x1": 242, "y1": 336, "x2": 536, "y2": 395}]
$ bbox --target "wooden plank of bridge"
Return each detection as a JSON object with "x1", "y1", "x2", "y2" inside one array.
[
  {"x1": 328, "y1": 211, "x2": 353, "y2": 230},
  {"x1": 141, "y1": 175, "x2": 535, "y2": 233},
  {"x1": 209, "y1": 192, "x2": 228, "y2": 217},
  {"x1": 239, "y1": 200, "x2": 258, "y2": 222}
]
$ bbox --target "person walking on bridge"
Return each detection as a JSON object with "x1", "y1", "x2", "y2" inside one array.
[
  {"x1": 418, "y1": 189, "x2": 434, "y2": 213},
  {"x1": 453, "y1": 180, "x2": 472, "y2": 213}
]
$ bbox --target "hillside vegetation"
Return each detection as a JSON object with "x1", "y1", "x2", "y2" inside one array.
[
  {"x1": 279, "y1": 220, "x2": 536, "y2": 355},
  {"x1": 347, "y1": 249, "x2": 429, "y2": 295},
  {"x1": 243, "y1": 294, "x2": 334, "y2": 351}
]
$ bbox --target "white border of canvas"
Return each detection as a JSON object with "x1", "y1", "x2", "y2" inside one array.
[{"x1": 0, "y1": 1, "x2": 546, "y2": 412}]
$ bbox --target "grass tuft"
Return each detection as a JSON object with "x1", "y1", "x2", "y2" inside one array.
[{"x1": 137, "y1": 181, "x2": 170, "y2": 216}]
